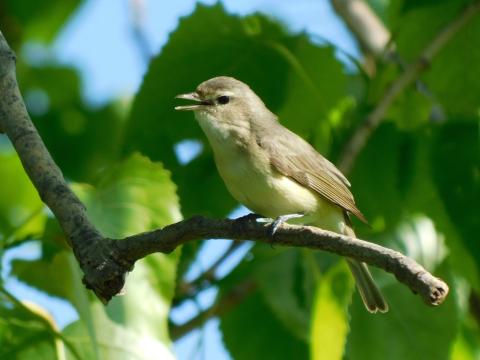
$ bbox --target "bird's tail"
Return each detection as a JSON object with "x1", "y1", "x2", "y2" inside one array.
[{"x1": 344, "y1": 214, "x2": 388, "y2": 313}]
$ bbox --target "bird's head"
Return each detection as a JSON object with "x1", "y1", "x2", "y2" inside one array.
[{"x1": 175, "y1": 76, "x2": 269, "y2": 126}]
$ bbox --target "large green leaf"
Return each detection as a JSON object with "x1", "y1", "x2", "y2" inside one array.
[
  {"x1": 348, "y1": 123, "x2": 407, "y2": 232},
  {"x1": 217, "y1": 244, "x2": 313, "y2": 359},
  {"x1": 253, "y1": 248, "x2": 315, "y2": 341},
  {"x1": 346, "y1": 209, "x2": 457, "y2": 359},
  {"x1": 63, "y1": 302, "x2": 175, "y2": 360},
  {"x1": 310, "y1": 262, "x2": 354, "y2": 360},
  {"x1": 272, "y1": 37, "x2": 347, "y2": 148},
  {"x1": 0, "y1": 291, "x2": 59, "y2": 359},
  {"x1": 217, "y1": 243, "x2": 351, "y2": 359},
  {"x1": 450, "y1": 319, "x2": 480, "y2": 360},
  {"x1": 390, "y1": 0, "x2": 480, "y2": 117},
  {"x1": 72, "y1": 152, "x2": 182, "y2": 236},
  {"x1": 124, "y1": 3, "x2": 347, "y2": 217},
  {"x1": 0, "y1": 151, "x2": 45, "y2": 244},
  {"x1": 431, "y1": 122, "x2": 480, "y2": 272},
  {"x1": 423, "y1": 13, "x2": 480, "y2": 117},
  {"x1": 390, "y1": 0, "x2": 469, "y2": 59},
  {"x1": 359, "y1": 121, "x2": 479, "y2": 291},
  {"x1": 74, "y1": 153, "x2": 181, "y2": 348},
  {"x1": 220, "y1": 290, "x2": 309, "y2": 360},
  {"x1": 20, "y1": 66, "x2": 125, "y2": 181},
  {"x1": 11, "y1": 250, "x2": 77, "y2": 303},
  {"x1": 345, "y1": 262, "x2": 458, "y2": 360},
  {"x1": 339, "y1": 120, "x2": 469, "y2": 358},
  {"x1": 3, "y1": 0, "x2": 81, "y2": 45},
  {"x1": 11, "y1": 153, "x2": 181, "y2": 358}
]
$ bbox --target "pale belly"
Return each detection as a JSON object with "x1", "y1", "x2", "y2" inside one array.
[
  {"x1": 219, "y1": 155, "x2": 318, "y2": 217},
  {"x1": 213, "y1": 144, "x2": 345, "y2": 233}
]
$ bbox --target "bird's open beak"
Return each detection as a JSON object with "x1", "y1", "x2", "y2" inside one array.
[{"x1": 175, "y1": 92, "x2": 207, "y2": 111}]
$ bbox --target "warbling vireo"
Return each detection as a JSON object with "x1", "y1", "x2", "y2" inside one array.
[{"x1": 175, "y1": 76, "x2": 388, "y2": 313}]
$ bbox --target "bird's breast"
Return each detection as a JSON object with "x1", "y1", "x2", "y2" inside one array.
[{"x1": 204, "y1": 135, "x2": 320, "y2": 218}]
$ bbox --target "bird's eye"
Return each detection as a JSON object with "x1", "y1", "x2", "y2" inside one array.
[{"x1": 217, "y1": 95, "x2": 230, "y2": 105}]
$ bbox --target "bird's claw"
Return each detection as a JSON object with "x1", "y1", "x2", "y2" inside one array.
[
  {"x1": 269, "y1": 213, "x2": 304, "y2": 236},
  {"x1": 250, "y1": 213, "x2": 304, "y2": 247}
]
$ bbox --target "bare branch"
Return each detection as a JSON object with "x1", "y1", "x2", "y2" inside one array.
[
  {"x1": 331, "y1": 0, "x2": 446, "y2": 120},
  {"x1": 129, "y1": 0, "x2": 153, "y2": 63},
  {"x1": 338, "y1": 1, "x2": 480, "y2": 174},
  {"x1": 114, "y1": 215, "x2": 448, "y2": 306},
  {"x1": 331, "y1": 0, "x2": 391, "y2": 58}
]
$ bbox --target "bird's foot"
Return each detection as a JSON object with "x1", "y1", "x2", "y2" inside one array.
[
  {"x1": 252, "y1": 213, "x2": 304, "y2": 248},
  {"x1": 268, "y1": 213, "x2": 304, "y2": 236}
]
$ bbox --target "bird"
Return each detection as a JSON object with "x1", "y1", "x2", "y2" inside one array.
[{"x1": 175, "y1": 76, "x2": 388, "y2": 313}]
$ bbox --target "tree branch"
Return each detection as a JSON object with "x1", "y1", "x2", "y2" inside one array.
[
  {"x1": 331, "y1": 0, "x2": 446, "y2": 120},
  {"x1": 128, "y1": 0, "x2": 153, "y2": 64},
  {"x1": 114, "y1": 215, "x2": 449, "y2": 306},
  {"x1": 170, "y1": 279, "x2": 256, "y2": 340},
  {"x1": 0, "y1": 30, "x2": 448, "y2": 307},
  {"x1": 174, "y1": 240, "x2": 244, "y2": 305},
  {"x1": 0, "y1": 30, "x2": 132, "y2": 303},
  {"x1": 337, "y1": 1, "x2": 480, "y2": 174},
  {"x1": 331, "y1": 0, "x2": 391, "y2": 59}
]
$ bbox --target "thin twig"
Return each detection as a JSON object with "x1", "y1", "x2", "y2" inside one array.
[
  {"x1": 331, "y1": 0, "x2": 391, "y2": 58},
  {"x1": 129, "y1": 0, "x2": 152, "y2": 63},
  {"x1": 170, "y1": 280, "x2": 256, "y2": 340},
  {"x1": 338, "y1": 1, "x2": 480, "y2": 174},
  {"x1": 174, "y1": 240, "x2": 244, "y2": 304}
]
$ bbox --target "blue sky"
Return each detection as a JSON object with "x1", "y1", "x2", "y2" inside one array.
[
  {"x1": 5, "y1": 1, "x2": 359, "y2": 359},
  {"x1": 53, "y1": 0, "x2": 358, "y2": 105}
]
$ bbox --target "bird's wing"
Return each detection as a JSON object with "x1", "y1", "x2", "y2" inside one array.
[{"x1": 257, "y1": 125, "x2": 368, "y2": 223}]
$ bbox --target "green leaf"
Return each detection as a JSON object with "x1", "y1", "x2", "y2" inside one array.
[
  {"x1": 63, "y1": 302, "x2": 175, "y2": 360},
  {"x1": 11, "y1": 153, "x2": 182, "y2": 358},
  {"x1": 348, "y1": 123, "x2": 407, "y2": 232},
  {"x1": 220, "y1": 290, "x2": 309, "y2": 360},
  {"x1": 394, "y1": 127, "x2": 480, "y2": 291},
  {"x1": 0, "y1": 291, "x2": 58, "y2": 359},
  {"x1": 431, "y1": 122, "x2": 480, "y2": 272},
  {"x1": 11, "y1": 250, "x2": 77, "y2": 302},
  {"x1": 217, "y1": 244, "x2": 311, "y2": 359},
  {"x1": 173, "y1": 153, "x2": 237, "y2": 218},
  {"x1": 5, "y1": 0, "x2": 81, "y2": 43},
  {"x1": 124, "y1": 3, "x2": 347, "y2": 217},
  {"x1": 311, "y1": 262, "x2": 354, "y2": 360},
  {"x1": 345, "y1": 262, "x2": 458, "y2": 360},
  {"x1": 74, "y1": 153, "x2": 181, "y2": 346},
  {"x1": 73, "y1": 152, "x2": 182, "y2": 237},
  {"x1": 23, "y1": 66, "x2": 125, "y2": 181},
  {"x1": 391, "y1": 0, "x2": 470, "y2": 59},
  {"x1": 391, "y1": 0, "x2": 480, "y2": 117},
  {"x1": 272, "y1": 37, "x2": 347, "y2": 149},
  {"x1": 388, "y1": 89, "x2": 432, "y2": 130},
  {"x1": 0, "y1": 152, "x2": 46, "y2": 244},
  {"x1": 450, "y1": 318, "x2": 480, "y2": 360},
  {"x1": 253, "y1": 248, "x2": 312, "y2": 341}
]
